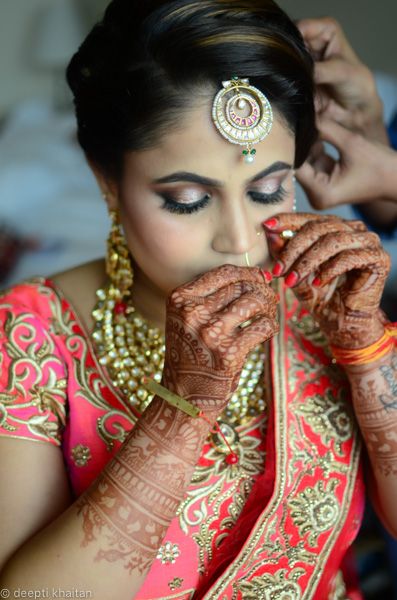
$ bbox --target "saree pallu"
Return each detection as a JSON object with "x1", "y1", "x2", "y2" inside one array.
[{"x1": 0, "y1": 279, "x2": 365, "y2": 599}]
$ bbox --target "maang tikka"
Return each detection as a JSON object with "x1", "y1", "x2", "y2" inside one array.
[{"x1": 212, "y1": 77, "x2": 273, "y2": 163}]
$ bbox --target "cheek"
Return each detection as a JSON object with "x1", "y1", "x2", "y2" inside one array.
[{"x1": 120, "y1": 199, "x2": 207, "y2": 288}]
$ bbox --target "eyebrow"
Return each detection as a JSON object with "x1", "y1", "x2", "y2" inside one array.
[{"x1": 152, "y1": 161, "x2": 292, "y2": 187}]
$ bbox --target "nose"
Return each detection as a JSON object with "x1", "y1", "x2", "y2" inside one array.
[{"x1": 211, "y1": 197, "x2": 258, "y2": 257}]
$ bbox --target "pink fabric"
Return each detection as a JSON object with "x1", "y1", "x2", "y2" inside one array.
[{"x1": 0, "y1": 278, "x2": 365, "y2": 599}]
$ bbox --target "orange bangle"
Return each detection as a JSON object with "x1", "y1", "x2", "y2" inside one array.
[{"x1": 330, "y1": 323, "x2": 397, "y2": 366}]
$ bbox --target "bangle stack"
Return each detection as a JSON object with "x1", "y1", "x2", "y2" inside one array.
[{"x1": 330, "y1": 323, "x2": 397, "y2": 366}]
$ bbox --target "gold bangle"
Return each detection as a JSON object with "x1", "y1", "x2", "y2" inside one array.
[
  {"x1": 142, "y1": 377, "x2": 239, "y2": 465},
  {"x1": 142, "y1": 377, "x2": 201, "y2": 418}
]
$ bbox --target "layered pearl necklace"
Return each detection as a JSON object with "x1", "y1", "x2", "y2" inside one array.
[{"x1": 92, "y1": 283, "x2": 267, "y2": 449}]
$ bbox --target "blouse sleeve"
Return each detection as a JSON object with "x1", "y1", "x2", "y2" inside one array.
[{"x1": 0, "y1": 295, "x2": 68, "y2": 447}]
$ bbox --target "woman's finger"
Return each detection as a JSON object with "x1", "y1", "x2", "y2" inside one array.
[
  {"x1": 313, "y1": 247, "x2": 391, "y2": 288},
  {"x1": 205, "y1": 285, "x2": 278, "y2": 335},
  {"x1": 235, "y1": 315, "x2": 280, "y2": 350},
  {"x1": 272, "y1": 220, "x2": 359, "y2": 276},
  {"x1": 283, "y1": 231, "x2": 381, "y2": 287},
  {"x1": 178, "y1": 264, "x2": 266, "y2": 298},
  {"x1": 262, "y1": 212, "x2": 342, "y2": 234}
]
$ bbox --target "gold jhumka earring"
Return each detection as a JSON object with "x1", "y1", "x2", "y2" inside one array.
[
  {"x1": 212, "y1": 77, "x2": 273, "y2": 163},
  {"x1": 106, "y1": 209, "x2": 134, "y2": 302},
  {"x1": 92, "y1": 208, "x2": 165, "y2": 413}
]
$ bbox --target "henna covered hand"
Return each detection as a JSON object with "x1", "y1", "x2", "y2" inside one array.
[
  {"x1": 263, "y1": 213, "x2": 390, "y2": 350},
  {"x1": 162, "y1": 264, "x2": 279, "y2": 421}
]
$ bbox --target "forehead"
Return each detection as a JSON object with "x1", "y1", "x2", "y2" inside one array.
[{"x1": 124, "y1": 101, "x2": 295, "y2": 182}]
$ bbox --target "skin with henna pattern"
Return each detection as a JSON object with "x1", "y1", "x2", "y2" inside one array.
[
  {"x1": 75, "y1": 265, "x2": 279, "y2": 580},
  {"x1": 162, "y1": 265, "x2": 279, "y2": 421},
  {"x1": 264, "y1": 213, "x2": 390, "y2": 349},
  {"x1": 76, "y1": 398, "x2": 211, "y2": 573}
]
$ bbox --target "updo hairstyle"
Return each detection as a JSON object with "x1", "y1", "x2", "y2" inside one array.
[{"x1": 66, "y1": 0, "x2": 316, "y2": 179}]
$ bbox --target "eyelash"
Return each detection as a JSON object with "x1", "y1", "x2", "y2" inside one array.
[{"x1": 160, "y1": 186, "x2": 288, "y2": 215}]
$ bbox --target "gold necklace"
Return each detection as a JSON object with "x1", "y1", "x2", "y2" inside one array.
[{"x1": 92, "y1": 283, "x2": 267, "y2": 448}]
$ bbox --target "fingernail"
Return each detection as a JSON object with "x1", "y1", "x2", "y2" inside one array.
[
  {"x1": 312, "y1": 276, "x2": 322, "y2": 287},
  {"x1": 263, "y1": 218, "x2": 278, "y2": 230},
  {"x1": 261, "y1": 270, "x2": 273, "y2": 283},
  {"x1": 272, "y1": 261, "x2": 284, "y2": 277},
  {"x1": 285, "y1": 271, "x2": 299, "y2": 288}
]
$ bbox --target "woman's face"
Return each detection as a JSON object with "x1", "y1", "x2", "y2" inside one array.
[{"x1": 113, "y1": 101, "x2": 295, "y2": 296}]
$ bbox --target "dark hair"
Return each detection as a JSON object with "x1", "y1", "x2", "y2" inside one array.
[{"x1": 66, "y1": 0, "x2": 316, "y2": 179}]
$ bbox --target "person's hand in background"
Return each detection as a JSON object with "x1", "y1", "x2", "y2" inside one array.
[
  {"x1": 297, "y1": 118, "x2": 397, "y2": 209},
  {"x1": 297, "y1": 17, "x2": 397, "y2": 229},
  {"x1": 298, "y1": 17, "x2": 388, "y2": 144}
]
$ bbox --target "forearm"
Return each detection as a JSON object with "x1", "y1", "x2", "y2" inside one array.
[
  {"x1": 1, "y1": 397, "x2": 210, "y2": 598},
  {"x1": 345, "y1": 348, "x2": 397, "y2": 536}
]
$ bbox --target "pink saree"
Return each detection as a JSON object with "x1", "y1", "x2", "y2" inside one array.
[{"x1": 0, "y1": 278, "x2": 365, "y2": 599}]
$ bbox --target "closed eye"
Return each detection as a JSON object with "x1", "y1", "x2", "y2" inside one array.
[
  {"x1": 248, "y1": 186, "x2": 288, "y2": 205},
  {"x1": 159, "y1": 193, "x2": 211, "y2": 214}
]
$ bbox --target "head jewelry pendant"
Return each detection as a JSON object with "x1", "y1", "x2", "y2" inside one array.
[{"x1": 212, "y1": 77, "x2": 273, "y2": 164}]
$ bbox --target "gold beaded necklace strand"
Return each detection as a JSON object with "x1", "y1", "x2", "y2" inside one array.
[{"x1": 92, "y1": 282, "x2": 267, "y2": 459}]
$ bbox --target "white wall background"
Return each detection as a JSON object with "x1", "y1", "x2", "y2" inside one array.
[
  {"x1": 0, "y1": 0, "x2": 396, "y2": 116},
  {"x1": 279, "y1": 0, "x2": 397, "y2": 79}
]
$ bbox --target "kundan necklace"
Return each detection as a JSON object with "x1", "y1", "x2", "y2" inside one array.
[{"x1": 92, "y1": 282, "x2": 267, "y2": 453}]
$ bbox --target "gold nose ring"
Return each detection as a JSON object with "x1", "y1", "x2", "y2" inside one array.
[{"x1": 245, "y1": 231, "x2": 262, "y2": 266}]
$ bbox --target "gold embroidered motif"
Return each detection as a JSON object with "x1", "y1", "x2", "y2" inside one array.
[
  {"x1": 0, "y1": 307, "x2": 67, "y2": 444},
  {"x1": 168, "y1": 577, "x2": 184, "y2": 591},
  {"x1": 237, "y1": 568, "x2": 304, "y2": 599},
  {"x1": 328, "y1": 570, "x2": 348, "y2": 599},
  {"x1": 71, "y1": 444, "x2": 92, "y2": 467},
  {"x1": 157, "y1": 542, "x2": 181, "y2": 565},
  {"x1": 289, "y1": 479, "x2": 340, "y2": 547},
  {"x1": 295, "y1": 390, "x2": 354, "y2": 456},
  {"x1": 257, "y1": 517, "x2": 316, "y2": 568}
]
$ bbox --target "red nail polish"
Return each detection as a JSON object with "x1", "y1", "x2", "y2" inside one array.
[
  {"x1": 261, "y1": 270, "x2": 273, "y2": 283},
  {"x1": 285, "y1": 271, "x2": 299, "y2": 287},
  {"x1": 263, "y1": 217, "x2": 278, "y2": 230},
  {"x1": 272, "y1": 262, "x2": 284, "y2": 277},
  {"x1": 312, "y1": 277, "x2": 322, "y2": 287}
]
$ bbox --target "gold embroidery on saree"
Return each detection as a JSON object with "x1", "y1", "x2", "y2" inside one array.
[
  {"x1": 294, "y1": 390, "x2": 354, "y2": 457},
  {"x1": 41, "y1": 281, "x2": 138, "y2": 450},
  {"x1": 289, "y1": 479, "x2": 340, "y2": 546},
  {"x1": 177, "y1": 415, "x2": 267, "y2": 574},
  {"x1": 237, "y1": 567, "x2": 304, "y2": 600},
  {"x1": 202, "y1": 288, "x2": 361, "y2": 600},
  {"x1": 71, "y1": 444, "x2": 92, "y2": 467},
  {"x1": 0, "y1": 306, "x2": 67, "y2": 444}
]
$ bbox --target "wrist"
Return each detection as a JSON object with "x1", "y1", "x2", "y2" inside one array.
[{"x1": 330, "y1": 322, "x2": 397, "y2": 373}]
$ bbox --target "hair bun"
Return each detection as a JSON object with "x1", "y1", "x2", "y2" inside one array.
[{"x1": 66, "y1": 0, "x2": 316, "y2": 179}]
